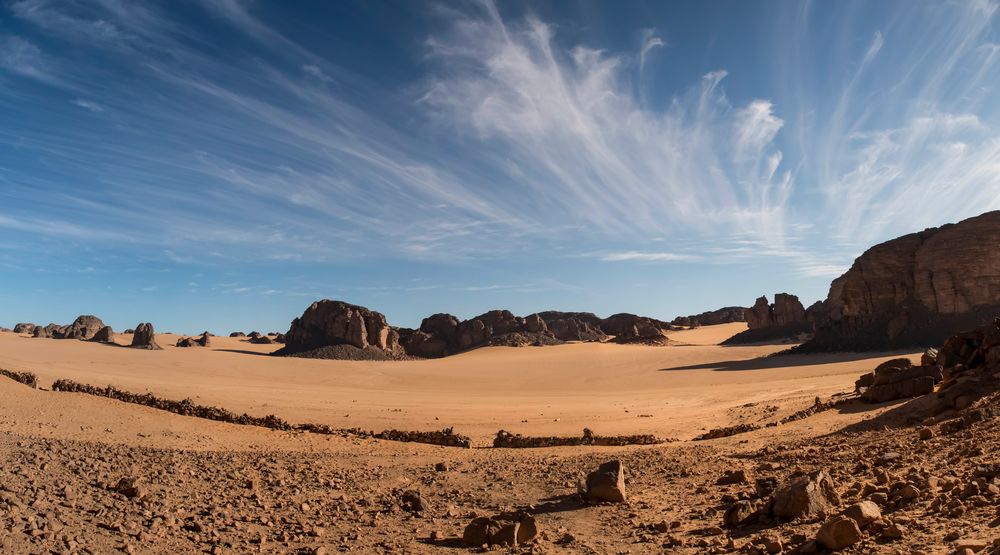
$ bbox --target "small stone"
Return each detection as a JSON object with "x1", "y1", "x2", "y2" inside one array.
[
  {"x1": 434, "y1": 462, "x2": 449, "y2": 472},
  {"x1": 584, "y1": 460, "x2": 626, "y2": 503},
  {"x1": 918, "y1": 427, "x2": 934, "y2": 440}
]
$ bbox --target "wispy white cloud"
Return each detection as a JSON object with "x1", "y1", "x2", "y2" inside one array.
[{"x1": 599, "y1": 251, "x2": 699, "y2": 262}]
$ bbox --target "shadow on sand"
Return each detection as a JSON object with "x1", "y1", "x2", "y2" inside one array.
[
  {"x1": 214, "y1": 348, "x2": 274, "y2": 357},
  {"x1": 659, "y1": 350, "x2": 919, "y2": 372}
]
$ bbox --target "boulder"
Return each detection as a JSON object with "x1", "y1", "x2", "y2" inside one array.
[
  {"x1": 462, "y1": 513, "x2": 537, "y2": 547},
  {"x1": 89, "y1": 326, "x2": 114, "y2": 343},
  {"x1": 60, "y1": 315, "x2": 106, "y2": 340},
  {"x1": 800, "y1": 211, "x2": 1000, "y2": 351},
  {"x1": 842, "y1": 500, "x2": 881, "y2": 528},
  {"x1": 130, "y1": 323, "x2": 162, "y2": 350},
  {"x1": 229, "y1": 332, "x2": 246, "y2": 338},
  {"x1": 33, "y1": 326, "x2": 51, "y2": 339},
  {"x1": 280, "y1": 300, "x2": 400, "y2": 356},
  {"x1": 250, "y1": 335, "x2": 274, "y2": 344},
  {"x1": 13, "y1": 323, "x2": 35, "y2": 334},
  {"x1": 176, "y1": 333, "x2": 211, "y2": 348},
  {"x1": 584, "y1": 460, "x2": 626, "y2": 502},
  {"x1": 816, "y1": 515, "x2": 863, "y2": 550},
  {"x1": 601, "y1": 313, "x2": 670, "y2": 344},
  {"x1": 769, "y1": 470, "x2": 840, "y2": 521},
  {"x1": 723, "y1": 500, "x2": 758, "y2": 528}
]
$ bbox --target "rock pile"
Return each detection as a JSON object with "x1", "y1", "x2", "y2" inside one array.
[
  {"x1": 800, "y1": 211, "x2": 1000, "y2": 351},
  {"x1": 0, "y1": 368, "x2": 38, "y2": 388},
  {"x1": 129, "y1": 323, "x2": 162, "y2": 350},
  {"x1": 854, "y1": 318, "x2": 1000, "y2": 409},
  {"x1": 12, "y1": 323, "x2": 35, "y2": 334},
  {"x1": 670, "y1": 306, "x2": 747, "y2": 328},
  {"x1": 723, "y1": 294, "x2": 814, "y2": 345},
  {"x1": 492, "y1": 428, "x2": 664, "y2": 448},
  {"x1": 532, "y1": 311, "x2": 609, "y2": 342},
  {"x1": 59, "y1": 315, "x2": 106, "y2": 340},
  {"x1": 176, "y1": 333, "x2": 211, "y2": 348}
]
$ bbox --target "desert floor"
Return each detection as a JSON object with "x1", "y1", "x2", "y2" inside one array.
[{"x1": 1, "y1": 324, "x2": 993, "y2": 554}]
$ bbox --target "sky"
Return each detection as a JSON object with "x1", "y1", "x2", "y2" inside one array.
[{"x1": 2, "y1": 0, "x2": 1000, "y2": 334}]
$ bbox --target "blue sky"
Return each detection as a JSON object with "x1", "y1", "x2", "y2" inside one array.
[{"x1": 2, "y1": 0, "x2": 1000, "y2": 334}]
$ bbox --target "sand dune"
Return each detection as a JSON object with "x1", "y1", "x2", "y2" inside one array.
[{"x1": 0, "y1": 324, "x2": 919, "y2": 443}]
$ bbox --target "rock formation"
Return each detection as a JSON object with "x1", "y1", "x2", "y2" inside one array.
[
  {"x1": 89, "y1": 326, "x2": 115, "y2": 343},
  {"x1": 59, "y1": 315, "x2": 106, "y2": 340},
  {"x1": 800, "y1": 211, "x2": 1000, "y2": 351},
  {"x1": 229, "y1": 332, "x2": 246, "y2": 338},
  {"x1": 33, "y1": 325, "x2": 54, "y2": 338},
  {"x1": 13, "y1": 323, "x2": 35, "y2": 334},
  {"x1": 176, "y1": 333, "x2": 211, "y2": 348},
  {"x1": 399, "y1": 310, "x2": 561, "y2": 359},
  {"x1": 583, "y1": 460, "x2": 627, "y2": 502},
  {"x1": 670, "y1": 307, "x2": 747, "y2": 328},
  {"x1": 130, "y1": 323, "x2": 162, "y2": 350},
  {"x1": 531, "y1": 312, "x2": 609, "y2": 342},
  {"x1": 722, "y1": 294, "x2": 814, "y2": 345},
  {"x1": 276, "y1": 300, "x2": 403, "y2": 359}
]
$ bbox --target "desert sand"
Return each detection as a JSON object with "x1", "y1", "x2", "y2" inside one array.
[{"x1": 2, "y1": 324, "x2": 994, "y2": 554}]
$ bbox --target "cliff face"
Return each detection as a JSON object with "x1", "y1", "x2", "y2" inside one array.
[{"x1": 801, "y1": 211, "x2": 1000, "y2": 351}]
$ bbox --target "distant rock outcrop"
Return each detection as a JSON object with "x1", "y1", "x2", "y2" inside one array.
[
  {"x1": 229, "y1": 332, "x2": 246, "y2": 338},
  {"x1": 13, "y1": 323, "x2": 35, "y2": 334},
  {"x1": 130, "y1": 323, "x2": 162, "y2": 350},
  {"x1": 176, "y1": 333, "x2": 211, "y2": 348},
  {"x1": 275, "y1": 300, "x2": 403, "y2": 359},
  {"x1": 89, "y1": 326, "x2": 115, "y2": 344},
  {"x1": 532, "y1": 312, "x2": 609, "y2": 342},
  {"x1": 799, "y1": 211, "x2": 1000, "y2": 352},
  {"x1": 600, "y1": 313, "x2": 672, "y2": 345},
  {"x1": 33, "y1": 325, "x2": 52, "y2": 338},
  {"x1": 399, "y1": 310, "x2": 560, "y2": 358},
  {"x1": 58, "y1": 315, "x2": 106, "y2": 340},
  {"x1": 722, "y1": 294, "x2": 813, "y2": 345},
  {"x1": 670, "y1": 307, "x2": 747, "y2": 328}
]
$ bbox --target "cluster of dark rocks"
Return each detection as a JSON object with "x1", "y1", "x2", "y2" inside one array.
[
  {"x1": 855, "y1": 318, "x2": 1000, "y2": 413},
  {"x1": 0, "y1": 368, "x2": 38, "y2": 388},
  {"x1": 274, "y1": 300, "x2": 678, "y2": 360},
  {"x1": 670, "y1": 306, "x2": 747, "y2": 328},
  {"x1": 28, "y1": 316, "x2": 106, "y2": 340},
  {"x1": 492, "y1": 428, "x2": 665, "y2": 448},
  {"x1": 175, "y1": 333, "x2": 211, "y2": 348},
  {"x1": 723, "y1": 294, "x2": 819, "y2": 345},
  {"x1": 13, "y1": 323, "x2": 35, "y2": 334}
]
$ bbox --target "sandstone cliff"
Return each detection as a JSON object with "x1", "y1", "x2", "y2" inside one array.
[{"x1": 800, "y1": 211, "x2": 1000, "y2": 351}]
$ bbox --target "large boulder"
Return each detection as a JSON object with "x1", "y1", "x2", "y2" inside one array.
[
  {"x1": 768, "y1": 470, "x2": 840, "y2": 521},
  {"x1": 130, "y1": 323, "x2": 162, "y2": 350},
  {"x1": 800, "y1": 211, "x2": 1000, "y2": 351},
  {"x1": 176, "y1": 333, "x2": 211, "y2": 348},
  {"x1": 89, "y1": 326, "x2": 115, "y2": 344},
  {"x1": 278, "y1": 300, "x2": 401, "y2": 358},
  {"x1": 229, "y1": 331, "x2": 246, "y2": 338},
  {"x1": 583, "y1": 460, "x2": 627, "y2": 502},
  {"x1": 60, "y1": 315, "x2": 105, "y2": 340},
  {"x1": 33, "y1": 325, "x2": 51, "y2": 338},
  {"x1": 13, "y1": 323, "x2": 35, "y2": 334},
  {"x1": 600, "y1": 314, "x2": 670, "y2": 344}
]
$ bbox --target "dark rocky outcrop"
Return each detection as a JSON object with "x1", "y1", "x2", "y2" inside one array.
[
  {"x1": 130, "y1": 323, "x2": 162, "y2": 350},
  {"x1": 33, "y1": 326, "x2": 52, "y2": 339},
  {"x1": 249, "y1": 335, "x2": 274, "y2": 345},
  {"x1": 229, "y1": 332, "x2": 246, "y2": 338},
  {"x1": 59, "y1": 315, "x2": 106, "y2": 340},
  {"x1": 531, "y1": 311, "x2": 609, "y2": 342},
  {"x1": 13, "y1": 323, "x2": 35, "y2": 334},
  {"x1": 89, "y1": 326, "x2": 115, "y2": 344},
  {"x1": 399, "y1": 310, "x2": 561, "y2": 358},
  {"x1": 671, "y1": 307, "x2": 747, "y2": 328},
  {"x1": 800, "y1": 211, "x2": 1000, "y2": 352},
  {"x1": 600, "y1": 313, "x2": 672, "y2": 345},
  {"x1": 276, "y1": 301, "x2": 403, "y2": 359},
  {"x1": 722, "y1": 294, "x2": 813, "y2": 345},
  {"x1": 176, "y1": 333, "x2": 211, "y2": 348}
]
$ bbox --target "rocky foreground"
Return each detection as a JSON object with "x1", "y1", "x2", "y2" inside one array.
[{"x1": 2, "y1": 375, "x2": 1000, "y2": 554}]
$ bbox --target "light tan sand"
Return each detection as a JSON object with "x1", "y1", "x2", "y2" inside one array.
[{"x1": 0, "y1": 324, "x2": 919, "y2": 443}]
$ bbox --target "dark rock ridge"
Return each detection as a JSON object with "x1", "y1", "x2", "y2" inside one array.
[
  {"x1": 722, "y1": 294, "x2": 815, "y2": 345},
  {"x1": 277, "y1": 300, "x2": 678, "y2": 360},
  {"x1": 670, "y1": 307, "x2": 747, "y2": 328},
  {"x1": 799, "y1": 211, "x2": 1000, "y2": 352}
]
